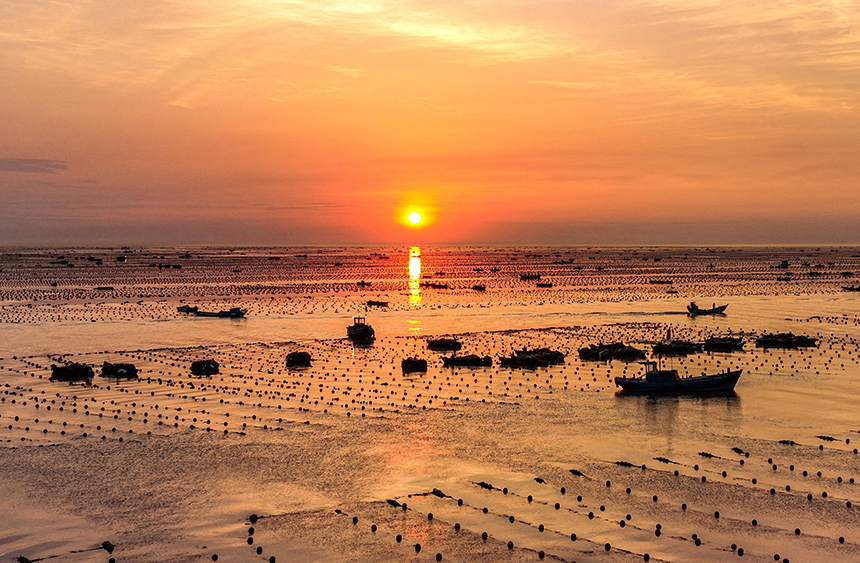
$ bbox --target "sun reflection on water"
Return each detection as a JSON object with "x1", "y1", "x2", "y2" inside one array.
[{"x1": 408, "y1": 247, "x2": 422, "y2": 333}]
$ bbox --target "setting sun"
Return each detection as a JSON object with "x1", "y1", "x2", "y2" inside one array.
[{"x1": 408, "y1": 211, "x2": 422, "y2": 225}]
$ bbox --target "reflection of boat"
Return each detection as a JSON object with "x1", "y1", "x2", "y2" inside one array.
[
  {"x1": 347, "y1": 316, "x2": 375, "y2": 345},
  {"x1": 615, "y1": 361, "x2": 742, "y2": 394},
  {"x1": 687, "y1": 302, "x2": 728, "y2": 315},
  {"x1": 195, "y1": 307, "x2": 246, "y2": 318}
]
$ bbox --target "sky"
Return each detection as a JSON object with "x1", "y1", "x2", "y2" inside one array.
[{"x1": 2, "y1": 0, "x2": 860, "y2": 246}]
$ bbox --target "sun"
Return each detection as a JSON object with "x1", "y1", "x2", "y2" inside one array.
[{"x1": 407, "y1": 211, "x2": 422, "y2": 225}]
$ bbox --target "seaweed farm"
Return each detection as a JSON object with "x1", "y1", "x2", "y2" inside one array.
[{"x1": 2, "y1": 246, "x2": 860, "y2": 563}]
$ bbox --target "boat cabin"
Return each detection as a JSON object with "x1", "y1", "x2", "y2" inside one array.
[{"x1": 642, "y1": 361, "x2": 679, "y2": 382}]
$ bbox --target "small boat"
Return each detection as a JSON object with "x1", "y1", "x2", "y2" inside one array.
[
  {"x1": 472, "y1": 284, "x2": 486, "y2": 292},
  {"x1": 615, "y1": 361, "x2": 742, "y2": 394},
  {"x1": 101, "y1": 361, "x2": 138, "y2": 379},
  {"x1": 285, "y1": 351, "x2": 312, "y2": 368},
  {"x1": 702, "y1": 336, "x2": 744, "y2": 352},
  {"x1": 536, "y1": 282, "x2": 553, "y2": 288},
  {"x1": 366, "y1": 300, "x2": 388, "y2": 307},
  {"x1": 652, "y1": 340, "x2": 702, "y2": 357},
  {"x1": 442, "y1": 355, "x2": 492, "y2": 367},
  {"x1": 687, "y1": 302, "x2": 728, "y2": 315},
  {"x1": 401, "y1": 357, "x2": 428, "y2": 373},
  {"x1": 50, "y1": 363, "x2": 94, "y2": 383},
  {"x1": 843, "y1": 285, "x2": 860, "y2": 292},
  {"x1": 347, "y1": 316, "x2": 375, "y2": 345},
  {"x1": 579, "y1": 343, "x2": 646, "y2": 361},
  {"x1": 194, "y1": 307, "x2": 246, "y2": 318},
  {"x1": 500, "y1": 348, "x2": 565, "y2": 368},
  {"x1": 755, "y1": 332, "x2": 817, "y2": 349},
  {"x1": 177, "y1": 305, "x2": 198, "y2": 313},
  {"x1": 427, "y1": 338, "x2": 462, "y2": 351},
  {"x1": 357, "y1": 280, "x2": 371, "y2": 287},
  {"x1": 191, "y1": 359, "x2": 219, "y2": 375}
]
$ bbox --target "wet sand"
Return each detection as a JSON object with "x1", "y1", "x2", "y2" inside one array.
[{"x1": 1, "y1": 246, "x2": 859, "y2": 562}]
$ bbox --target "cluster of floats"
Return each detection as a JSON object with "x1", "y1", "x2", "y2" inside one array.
[{"x1": 48, "y1": 305, "x2": 818, "y2": 397}]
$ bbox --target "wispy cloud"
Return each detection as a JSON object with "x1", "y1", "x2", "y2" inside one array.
[{"x1": 0, "y1": 158, "x2": 67, "y2": 173}]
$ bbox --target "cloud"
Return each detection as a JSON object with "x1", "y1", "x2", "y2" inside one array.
[{"x1": 0, "y1": 158, "x2": 67, "y2": 173}]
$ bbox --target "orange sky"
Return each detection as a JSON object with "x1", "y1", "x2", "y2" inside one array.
[{"x1": 2, "y1": 1, "x2": 859, "y2": 245}]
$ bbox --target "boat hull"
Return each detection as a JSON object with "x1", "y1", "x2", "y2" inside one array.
[
  {"x1": 687, "y1": 304, "x2": 728, "y2": 315},
  {"x1": 615, "y1": 369, "x2": 742, "y2": 394}
]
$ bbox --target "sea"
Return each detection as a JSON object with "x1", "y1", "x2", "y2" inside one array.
[{"x1": 1, "y1": 245, "x2": 858, "y2": 563}]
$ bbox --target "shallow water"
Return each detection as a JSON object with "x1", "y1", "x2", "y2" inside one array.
[{"x1": 1, "y1": 246, "x2": 859, "y2": 562}]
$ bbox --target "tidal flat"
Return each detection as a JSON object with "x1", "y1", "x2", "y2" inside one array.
[{"x1": 1, "y1": 246, "x2": 859, "y2": 563}]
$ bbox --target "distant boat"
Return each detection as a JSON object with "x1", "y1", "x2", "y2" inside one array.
[
  {"x1": 50, "y1": 363, "x2": 94, "y2": 383},
  {"x1": 687, "y1": 302, "x2": 728, "y2": 315},
  {"x1": 191, "y1": 359, "x2": 219, "y2": 375},
  {"x1": 101, "y1": 361, "x2": 138, "y2": 379},
  {"x1": 366, "y1": 300, "x2": 388, "y2": 307},
  {"x1": 442, "y1": 355, "x2": 492, "y2": 367},
  {"x1": 427, "y1": 338, "x2": 462, "y2": 351},
  {"x1": 401, "y1": 357, "x2": 428, "y2": 373},
  {"x1": 285, "y1": 351, "x2": 312, "y2": 368},
  {"x1": 615, "y1": 361, "x2": 741, "y2": 394},
  {"x1": 177, "y1": 305, "x2": 198, "y2": 313},
  {"x1": 194, "y1": 307, "x2": 246, "y2": 318},
  {"x1": 703, "y1": 336, "x2": 744, "y2": 352},
  {"x1": 843, "y1": 285, "x2": 860, "y2": 292},
  {"x1": 347, "y1": 316, "x2": 375, "y2": 345},
  {"x1": 755, "y1": 332, "x2": 817, "y2": 349}
]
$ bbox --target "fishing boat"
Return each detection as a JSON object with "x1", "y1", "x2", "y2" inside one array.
[
  {"x1": 194, "y1": 307, "x2": 246, "y2": 318},
  {"x1": 687, "y1": 302, "x2": 728, "y2": 315},
  {"x1": 615, "y1": 361, "x2": 741, "y2": 394},
  {"x1": 347, "y1": 316, "x2": 375, "y2": 344},
  {"x1": 401, "y1": 357, "x2": 428, "y2": 373}
]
